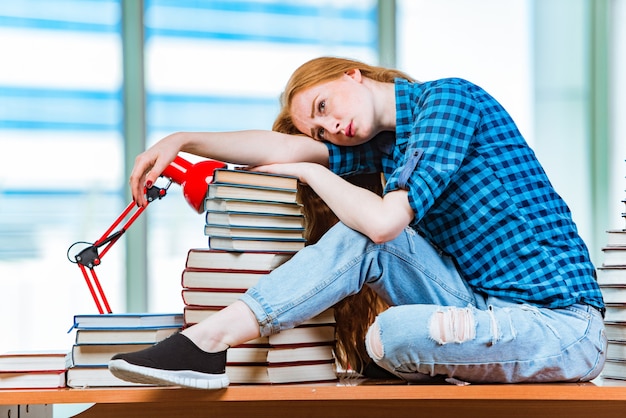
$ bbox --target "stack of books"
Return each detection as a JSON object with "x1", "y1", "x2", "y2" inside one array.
[
  {"x1": 0, "y1": 350, "x2": 67, "y2": 389},
  {"x1": 181, "y1": 168, "x2": 338, "y2": 384},
  {"x1": 204, "y1": 168, "x2": 306, "y2": 253},
  {"x1": 65, "y1": 312, "x2": 183, "y2": 388},
  {"x1": 598, "y1": 191, "x2": 626, "y2": 382}
]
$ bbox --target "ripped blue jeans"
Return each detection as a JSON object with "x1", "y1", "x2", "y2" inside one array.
[{"x1": 241, "y1": 222, "x2": 606, "y2": 383}]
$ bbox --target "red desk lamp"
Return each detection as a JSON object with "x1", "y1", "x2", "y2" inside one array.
[{"x1": 67, "y1": 155, "x2": 226, "y2": 314}]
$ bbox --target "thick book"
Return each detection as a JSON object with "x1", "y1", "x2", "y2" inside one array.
[
  {"x1": 225, "y1": 360, "x2": 337, "y2": 384},
  {"x1": 602, "y1": 247, "x2": 626, "y2": 267},
  {"x1": 601, "y1": 359, "x2": 626, "y2": 380},
  {"x1": 204, "y1": 224, "x2": 305, "y2": 240},
  {"x1": 207, "y1": 183, "x2": 298, "y2": 204},
  {"x1": 208, "y1": 236, "x2": 305, "y2": 253},
  {"x1": 67, "y1": 343, "x2": 153, "y2": 367},
  {"x1": 0, "y1": 370, "x2": 66, "y2": 389},
  {"x1": 205, "y1": 197, "x2": 303, "y2": 216},
  {"x1": 182, "y1": 288, "x2": 247, "y2": 307},
  {"x1": 181, "y1": 268, "x2": 268, "y2": 290},
  {"x1": 605, "y1": 305, "x2": 626, "y2": 323},
  {"x1": 599, "y1": 286, "x2": 626, "y2": 304},
  {"x1": 607, "y1": 341, "x2": 626, "y2": 361},
  {"x1": 606, "y1": 229, "x2": 626, "y2": 247},
  {"x1": 66, "y1": 366, "x2": 154, "y2": 388},
  {"x1": 185, "y1": 248, "x2": 294, "y2": 271},
  {"x1": 74, "y1": 327, "x2": 179, "y2": 345},
  {"x1": 227, "y1": 344, "x2": 335, "y2": 366},
  {"x1": 71, "y1": 313, "x2": 184, "y2": 330},
  {"x1": 0, "y1": 350, "x2": 68, "y2": 372},
  {"x1": 605, "y1": 322, "x2": 626, "y2": 341},
  {"x1": 205, "y1": 210, "x2": 304, "y2": 230},
  {"x1": 212, "y1": 169, "x2": 298, "y2": 191},
  {"x1": 597, "y1": 267, "x2": 626, "y2": 286}
]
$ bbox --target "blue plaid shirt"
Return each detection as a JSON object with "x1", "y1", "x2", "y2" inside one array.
[{"x1": 326, "y1": 78, "x2": 604, "y2": 310}]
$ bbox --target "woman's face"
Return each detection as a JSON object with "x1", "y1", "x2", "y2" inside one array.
[{"x1": 290, "y1": 69, "x2": 377, "y2": 146}]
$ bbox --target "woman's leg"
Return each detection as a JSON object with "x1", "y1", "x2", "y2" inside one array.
[
  {"x1": 241, "y1": 223, "x2": 479, "y2": 337},
  {"x1": 109, "y1": 222, "x2": 482, "y2": 388},
  {"x1": 366, "y1": 297, "x2": 606, "y2": 383}
]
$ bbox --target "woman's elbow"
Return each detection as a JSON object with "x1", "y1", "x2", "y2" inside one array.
[{"x1": 363, "y1": 220, "x2": 406, "y2": 244}]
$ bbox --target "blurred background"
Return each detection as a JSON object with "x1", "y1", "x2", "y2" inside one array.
[{"x1": 0, "y1": 0, "x2": 624, "y2": 353}]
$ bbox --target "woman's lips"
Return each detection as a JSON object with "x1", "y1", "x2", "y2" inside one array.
[{"x1": 345, "y1": 122, "x2": 354, "y2": 137}]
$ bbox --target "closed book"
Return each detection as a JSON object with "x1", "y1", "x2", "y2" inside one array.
[
  {"x1": 181, "y1": 288, "x2": 247, "y2": 307},
  {"x1": 205, "y1": 210, "x2": 304, "y2": 230},
  {"x1": 607, "y1": 341, "x2": 626, "y2": 360},
  {"x1": 66, "y1": 366, "x2": 154, "y2": 388},
  {"x1": 605, "y1": 322, "x2": 626, "y2": 341},
  {"x1": 205, "y1": 198, "x2": 303, "y2": 216},
  {"x1": 0, "y1": 370, "x2": 66, "y2": 389},
  {"x1": 220, "y1": 325, "x2": 336, "y2": 348},
  {"x1": 185, "y1": 248, "x2": 294, "y2": 271},
  {"x1": 204, "y1": 224, "x2": 305, "y2": 240},
  {"x1": 212, "y1": 169, "x2": 298, "y2": 191},
  {"x1": 227, "y1": 344, "x2": 335, "y2": 366},
  {"x1": 599, "y1": 286, "x2": 626, "y2": 304},
  {"x1": 0, "y1": 350, "x2": 68, "y2": 372},
  {"x1": 225, "y1": 360, "x2": 337, "y2": 384},
  {"x1": 602, "y1": 359, "x2": 626, "y2": 380},
  {"x1": 75, "y1": 327, "x2": 179, "y2": 345},
  {"x1": 597, "y1": 267, "x2": 626, "y2": 286},
  {"x1": 71, "y1": 313, "x2": 184, "y2": 330},
  {"x1": 268, "y1": 324, "x2": 336, "y2": 347},
  {"x1": 67, "y1": 343, "x2": 153, "y2": 367},
  {"x1": 605, "y1": 305, "x2": 626, "y2": 323},
  {"x1": 181, "y1": 268, "x2": 268, "y2": 290},
  {"x1": 602, "y1": 247, "x2": 626, "y2": 267},
  {"x1": 606, "y1": 229, "x2": 626, "y2": 247},
  {"x1": 207, "y1": 183, "x2": 298, "y2": 204},
  {"x1": 208, "y1": 236, "x2": 305, "y2": 253}
]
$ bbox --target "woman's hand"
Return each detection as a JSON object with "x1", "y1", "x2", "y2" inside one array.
[{"x1": 129, "y1": 133, "x2": 184, "y2": 207}]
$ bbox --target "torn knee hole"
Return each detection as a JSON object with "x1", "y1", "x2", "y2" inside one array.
[
  {"x1": 428, "y1": 307, "x2": 476, "y2": 345},
  {"x1": 366, "y1": 320, "x2": 384, "y2": 360}
]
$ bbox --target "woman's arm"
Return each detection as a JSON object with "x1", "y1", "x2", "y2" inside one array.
[
  {"x1": 129, "y1": 130, "x2": 328, "y2": 207},
  {"x1": 254, "y1": 162, "x2": 414, "y2": 243}
]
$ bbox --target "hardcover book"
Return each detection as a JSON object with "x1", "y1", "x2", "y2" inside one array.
[
  {"x1": 205, "y1": 210, "x2": 305, "y2": 230},
  {"x1": 212, "y1": 169, "x2": 298, "y2": 191},
  {"x1": 185, "y1": 248, "x2": 294, "y2": 271},
  {"x1": 207, "y1": 183, "x2": 298, "y2": 204},
  {"x1": 208, "y1": 236, "x2": 305, "y2": 253},
  {"x1": 205, "y1": 197, "x2": 303, "y2": 216}
]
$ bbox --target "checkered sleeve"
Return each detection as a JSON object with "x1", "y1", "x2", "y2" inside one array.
[{"x1": 385, "y1": 80, "x2": 482, "y2": 222}]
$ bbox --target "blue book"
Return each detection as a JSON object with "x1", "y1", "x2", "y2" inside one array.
[{"x1": 70, "y1": 313, "x2": 183, "y2": 331}]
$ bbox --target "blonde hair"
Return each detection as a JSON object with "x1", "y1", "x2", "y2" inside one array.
[{"x1": 275, "y1": 56, "x2": 414, "y2": 136}]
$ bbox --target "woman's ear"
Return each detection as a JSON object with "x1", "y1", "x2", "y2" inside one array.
[{"x1": 345, "y1": 68, "x2": 362, "y2": 82}]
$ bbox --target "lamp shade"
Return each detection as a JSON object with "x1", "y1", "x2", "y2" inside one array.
[{"x1": 161, "y1": 156, "x2": 227, "y2": 213}]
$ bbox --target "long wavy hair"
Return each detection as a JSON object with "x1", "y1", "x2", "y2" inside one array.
[
  {"x1": 296, "y1": 176, "x2": 388, "y2": 374},
  {"x1": 272, "y1": 56, "x2": 409, "y2": 373}
]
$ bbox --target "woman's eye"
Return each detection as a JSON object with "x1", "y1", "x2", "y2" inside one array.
[
  {"x1": 318, "y1": 128, "x2": 325, "y2": 140},
  {"x1": 318, "y1": 100, "x2": 326, "y2": 113}
]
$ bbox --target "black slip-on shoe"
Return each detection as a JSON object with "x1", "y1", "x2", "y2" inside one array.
[{"x1": 108, "y1": 332, "x2": 229, "y2": 389}]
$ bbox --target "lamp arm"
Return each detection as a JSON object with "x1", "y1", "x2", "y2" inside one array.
[
  {"x1": 66, "y1": 155, "x2": 226, "y2": 314},
  {"x1": 67, "y1": 183, "x2": 169, "y2": 313}
]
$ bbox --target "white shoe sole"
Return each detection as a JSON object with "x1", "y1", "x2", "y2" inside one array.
[{"x1": 108, "y1": 359, "x2": 230, "y2": 390}]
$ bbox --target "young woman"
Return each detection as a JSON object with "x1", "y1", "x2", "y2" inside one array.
[{"x1": 109, "y1": 56, "x2": 606, "y2": 389}]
